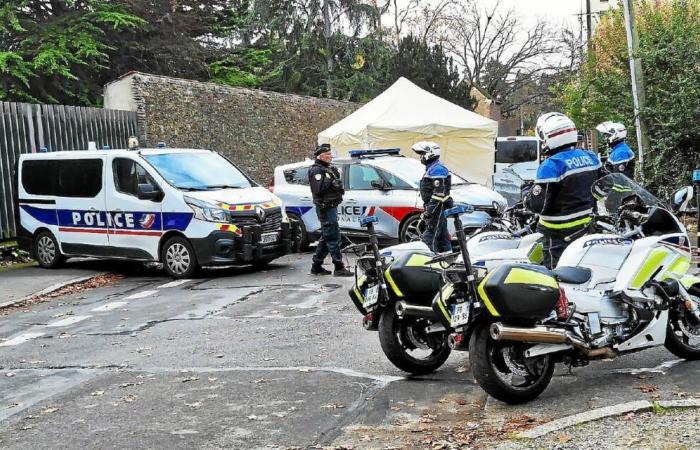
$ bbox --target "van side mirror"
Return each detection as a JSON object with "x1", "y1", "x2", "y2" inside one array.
[
  {"x1": 137, "y1": 183, "x2": 162, "y2": 201},
  {"x1": 671, "y1": 186, "x2": 693, "y2": 213},
  {"x1": 371, "y1": 179, "x2": 390, "y2": 190}
]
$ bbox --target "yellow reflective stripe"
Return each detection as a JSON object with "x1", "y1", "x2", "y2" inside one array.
[
  {"x1": 681, "y1": 274, "x2": 700, "y2": 289},
  {"x1": 384, "y1": 267, "x2": 404, "y2": 297},
  {"x1": 539, "y1": 216, "x2": 592, "y2": 230},
  {"x1": 352, "y1": 274, "x2": 367, "y2": 304},
  {"x1": 431, "y1": 195, "x2": 451, "y2": 203},
  {"x1": 630, "y1": 248, "x2": 670, "y2": 289},
  {"x1": 528, "y1": 243, "x2": 544, "y2": 264},
  {"x1": 477, "y1": 272, "x2": 500, "y2": 317},
  {"x1": 435, "y1": 284, "x2": 454, "y2": 322},
  {"x1": 504, "y1": 267, "x2": 558, "y2": 289},
  {"x1": 407, "y1": 254, "x2": 431, "y2": 267},
  {"x1": 612, "y1": 185, "x2": 633, "y2": 193},
  {"x1": 667, "y1": 256, "x2": 690, "y2": 276}
]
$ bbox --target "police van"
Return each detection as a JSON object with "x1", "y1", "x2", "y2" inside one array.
[{"x1": 15, "y1": 147, "x2": 295, "y2": 278}]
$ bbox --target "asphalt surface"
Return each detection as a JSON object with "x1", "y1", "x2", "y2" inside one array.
[{"x1": 1, "y1": 255, "x2": 700, "y2": 449}]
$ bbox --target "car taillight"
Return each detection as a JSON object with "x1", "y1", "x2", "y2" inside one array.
[{"x1": 268, "y1": 176, "x2": 275, "y2": 193}]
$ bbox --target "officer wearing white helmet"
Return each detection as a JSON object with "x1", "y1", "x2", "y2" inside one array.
[
  {"x1": 596, "y1": 121, "x2": 635, "y2": 178},
  {"x1": 526, "y1": 113, "x2": 601, "y2": 269},
  {"x1": 412, "y1": 141, "x2": 453, "y2": 252}
]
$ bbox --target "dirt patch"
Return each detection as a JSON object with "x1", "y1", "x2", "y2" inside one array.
[{"x1": 0, "y1": 273, "x2": 124, "y2": 315}]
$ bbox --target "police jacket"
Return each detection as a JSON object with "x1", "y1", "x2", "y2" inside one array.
[
  {"x1": 604, "y1": 141, "x2": 635, "y2": 179},
  {"x1": 308, "y1": 159, "x2": 344, "y2": 207},
  {"x1": 420, "y1": 160, "x2": 453, "y2": 215},
  {"x1": 526, "y1": 146, "x2": 601, "y2": 235}
]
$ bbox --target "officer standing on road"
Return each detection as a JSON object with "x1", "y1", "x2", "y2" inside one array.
[
  {"x1": 308, "y1": 144, "x2": 353, "y2": 277},
  {"x1": 526, "y1": 113, "x2": 601, "y2": 269},
  {"x1": 596, "y1": 121, "x2": 636, "y2": 179},
  {"x1": 412, "y1": 141, "x2": 453, "y2": 253}
]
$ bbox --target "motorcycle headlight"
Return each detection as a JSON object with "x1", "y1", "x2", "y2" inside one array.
[{"x1": 185, "y1": 196, "x2": 229, "y2": 222}]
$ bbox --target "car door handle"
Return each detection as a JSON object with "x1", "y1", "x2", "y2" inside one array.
[
  {"x1": 301, "y1": 196, "x2": 312, "y2": 202},
  {"x1": 346, "y1": 199, "x2": 357, "y2": 204}
]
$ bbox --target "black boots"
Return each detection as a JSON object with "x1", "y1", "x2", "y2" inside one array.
[
  {"x1": 333, "y1": 262, "x2": 353, "y2": 277},
  {"x1": 310, "y1": 261, "x2": 332, "y2": 275}
]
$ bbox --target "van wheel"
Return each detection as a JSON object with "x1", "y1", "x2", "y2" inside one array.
[
  {"x1": 289, "y1": 214, "x2": 310, "y2": 251},
  {"x1": 162, "y1": 237, "x2": 198, "y2": 279},
  {"x1": 34, "y1": 231, "x2": 66, "y2": 269},
  {"x1": 399, "y1": 214, "x2": 423, "y2": 243}
]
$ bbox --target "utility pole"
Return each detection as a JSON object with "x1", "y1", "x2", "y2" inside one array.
[
  {"x1": 621, "y1": 0, "x2": 650, "y2": 181},
  {"x1": 586, "y1": 0, "x2": 592, "y2": 47}
]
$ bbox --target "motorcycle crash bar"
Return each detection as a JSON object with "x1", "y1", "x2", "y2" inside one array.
[
  {"x1": 490, "y1": 323, "x2": 616, "y2": 359},
  {"x1": 395, "y1": 301, "x2": 438, "y2": 320}
]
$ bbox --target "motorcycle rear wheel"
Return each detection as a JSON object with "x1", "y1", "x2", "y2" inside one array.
[
  {"x1": 665, "y1": 311, "x2": 700, "y2": 360},
  {"x1": 469, "y1": 322, "x2": 554, "y2": 404},
  {"x1": 378, "y1": 305, "x2": 451, "y2": 375}
]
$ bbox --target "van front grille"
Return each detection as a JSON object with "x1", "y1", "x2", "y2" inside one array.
[{"x1": 231, "y1": 209, "x2": 283, "y2": 233}]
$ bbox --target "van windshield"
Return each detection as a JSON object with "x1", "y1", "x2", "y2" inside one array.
[
  {"x1": 143, "y1": 152, "x2": 253, "y2": 190},
  {"x1": 496, "y1": 140, "x2": 539, "y2": 164}
]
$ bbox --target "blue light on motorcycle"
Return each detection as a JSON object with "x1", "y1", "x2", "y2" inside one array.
[
  {"x1": 360, "y1": 215, "x2": 379, "y2": 226},
  {"x1": 693, "y1": 169, "x2": 700, "y2": 184}
]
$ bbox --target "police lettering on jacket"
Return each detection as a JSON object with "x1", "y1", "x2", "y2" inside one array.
[
  {"x1": 526, "y1": 147, "x2": 601, "y2": 234},
  {"x1": 308, "y1": 160, "x2": 344, "y2": 207},
  {"x1": 420, "y1": 160, "x2": 453, "y2": 212},
  {"x1": 605, "y1": 141, "x2": 635, "y2": 178}
]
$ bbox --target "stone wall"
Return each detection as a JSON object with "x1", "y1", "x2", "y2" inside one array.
[{"x1": 104, "y1": 72, "x2": 359, "y2": 183}]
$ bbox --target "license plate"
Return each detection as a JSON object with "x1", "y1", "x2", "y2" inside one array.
[
  {"x1": 260, "y1": 232, "x2": 278, "y2": 244},
  {"x1": 451, "y1": 303, "x2": 470, "y2": 327},
  {"x1": 364, "y1": 285, "x2": 380, "y2": 308}
]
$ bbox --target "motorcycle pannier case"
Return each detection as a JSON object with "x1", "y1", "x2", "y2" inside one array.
[
  {"x1": 477, "y1": 263, "x2": 559, "y2": 320},
  {"x1": 385, "y1": 252, "x2": 442, "y2": 303}
]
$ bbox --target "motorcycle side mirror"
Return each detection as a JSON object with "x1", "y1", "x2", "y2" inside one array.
[{"x1": 671, "y1": 186, "x2": 693, "y2": 213}]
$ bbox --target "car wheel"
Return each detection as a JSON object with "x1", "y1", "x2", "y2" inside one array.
[
  {"x1": 161, "y1": 236, "x2": 198, "y2": 279},
  {"x1": 288, "y1": 214, "x2": 310, "y2": 251},
  {"x1": 399, "y1": 214, "x2": 423, "y2": 243},
  {"x1": 34, "y1": 231, "x2": 66, "y2": 269}
]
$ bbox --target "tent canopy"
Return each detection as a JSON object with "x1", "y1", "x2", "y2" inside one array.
[{"x1": 318, "y1": 77, "x2": 498, "y2": 185}]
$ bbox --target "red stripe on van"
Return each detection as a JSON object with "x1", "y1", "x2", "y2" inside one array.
[{"x1": 59, "y1": 227, "x2": 109, "y2": 234}]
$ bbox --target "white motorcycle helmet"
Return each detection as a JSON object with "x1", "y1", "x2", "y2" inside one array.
[
  {"x1": 412, "y1": 141, "x2": 441, "y2": 165},
  {"x1": 595, "y1": 121, "x2": 628, "y2": 146},
  {"x1": 535, "y1": 112, "x2": 578, "y2": 154}
]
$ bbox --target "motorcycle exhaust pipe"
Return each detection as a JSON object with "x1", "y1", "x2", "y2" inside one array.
[
  {"x1": 395, "y1": 301, "x2": 438, "y2": 320},
  {"x1": 490, "y1": 323, "x2": 568, "y2": 344}
]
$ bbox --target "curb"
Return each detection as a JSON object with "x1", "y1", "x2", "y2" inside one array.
[
  {"x1": 519, "y1": 399, "x2": 700, "y2": 439},
  {"x1": 0, "y1": 274, "x2": 105, "y2": 309}
]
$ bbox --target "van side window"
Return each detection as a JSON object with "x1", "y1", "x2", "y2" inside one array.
[
  {"x1": 283, "y1": 167, "x2": 310, "y2": 185},
  {"x1": 113, "y1": 158, "x2": 157, "y2": 196},
  {"x1": 22, "y1": 159, "x2": 102, "y2": 197}
]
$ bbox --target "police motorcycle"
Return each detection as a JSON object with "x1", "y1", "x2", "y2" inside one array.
[
  {"x1": 430, "y1": 173, "x2": 700, "y2": 404},
  {"x1": 345, "y1": 211, "x2": 476, "y2": 375}
]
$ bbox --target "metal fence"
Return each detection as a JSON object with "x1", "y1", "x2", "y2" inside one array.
[{"x1": 0, "y1": 102, "x2": 138, "y2": 241}]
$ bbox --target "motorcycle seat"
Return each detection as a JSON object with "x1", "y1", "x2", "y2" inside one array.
[{"x1": 552, "y1": 266, "x2": 592, "y2": 285}]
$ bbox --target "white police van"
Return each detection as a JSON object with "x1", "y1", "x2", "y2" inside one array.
[{"x1": 15, "y1": 147, "x2": 295, "y2": 278}]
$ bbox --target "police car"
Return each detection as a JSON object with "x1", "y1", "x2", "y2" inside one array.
[
  {"x1": 15, "y1": 147, "x2": 295, "y2": 278},
  {"x1": 270, "y1": 149, "x2": 507, "y2": 248}
]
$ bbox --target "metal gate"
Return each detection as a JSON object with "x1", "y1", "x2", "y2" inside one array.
[{"x1": 0, "y1": 102, "x2": 138, "y2": 241}]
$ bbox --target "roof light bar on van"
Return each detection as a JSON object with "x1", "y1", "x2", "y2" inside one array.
[{"x1": 349, "y1": 148, "x2": 401, "y2": 158}]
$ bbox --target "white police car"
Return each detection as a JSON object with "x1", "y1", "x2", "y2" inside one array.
[
  {"x1": 270, "y1": 149, "x2": 507, "y2": 248},
  {"x1": 15, "y1": 148, "x2": 295, "y2": 278}
]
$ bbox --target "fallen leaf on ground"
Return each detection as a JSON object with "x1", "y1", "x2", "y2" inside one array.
[
  {"x1": 633, "y1": 384, "x2": 659, "y2": 393},
  {"x1": 122, "y1": 394, "x2": 137, "y2": 402},
  {"x1": 557, "y1": 433, "x2": 573, "y2": 444}
]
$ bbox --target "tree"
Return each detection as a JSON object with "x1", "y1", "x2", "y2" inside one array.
[
  {"x1": 0, "y1": 0, "x2": 145, "y2": 104},
  {"x1": 557, "y1": 0, "x2": 700, "y2": 191}
]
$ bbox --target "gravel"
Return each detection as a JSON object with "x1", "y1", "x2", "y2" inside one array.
[{"x1": 496, "y1": 407, "x2": 700, "y2": 449}]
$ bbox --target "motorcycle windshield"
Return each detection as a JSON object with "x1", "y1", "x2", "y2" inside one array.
[{"x1": 592, "y1": 173, "x2": 660, "y2": 217}]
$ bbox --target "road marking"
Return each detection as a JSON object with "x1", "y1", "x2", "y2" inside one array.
[
  {"x1": 91, "y1": 301, "x2": 128, "y2": 312},
  {"x1": 158, "y1": 279, "x2": 191, "y2": 289},
  {"x1": 125, "y1": 290, "x2": 159, "y2": 300},
  {"x1": 0, "y1": 332, "x2": 45, "y2": 347},
  {"x1": 46, "y1": 315, "x2": 91, "y2": 327}
]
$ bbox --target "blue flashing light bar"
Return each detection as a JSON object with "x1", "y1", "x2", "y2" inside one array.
[{"x1": 349, "y1": 148, "x2": 401, "y2": 158}]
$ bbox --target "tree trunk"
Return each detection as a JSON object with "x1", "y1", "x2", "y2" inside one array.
[{"x1": 322, "y1": 0, "x2": 333, "y2": 98}]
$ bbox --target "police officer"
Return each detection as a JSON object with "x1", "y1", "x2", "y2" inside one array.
[
  {"x1": 308, "y1": 144, "x2": 353, "y2": 277},
  {"x1": 596, "y1": 121, "x2": 635, "y2": 178},
  {"x1": 526, "y1": 113, "x2": 601, "y2": 269},
  {"x1": 412, "y1": 141, "x2": 453, "y2": 253}
]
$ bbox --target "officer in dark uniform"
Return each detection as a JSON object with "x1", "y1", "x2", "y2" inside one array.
[
  {"x1": 412, "y1": 141, "x2": 453, "y2": 253},
  {"x1": 596, "y1": 121, "x2": 635, "y2": 178},
  {"x1": 526, "y1": 113, "x2": 601, "y2": 269},
  {"x1": 308, "y1": 144, "x2": 352, "y2": 276}
]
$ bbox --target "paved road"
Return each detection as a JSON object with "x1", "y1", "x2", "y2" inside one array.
[{"x1": 0, "y1": 255, "x2": 699, "y2": 449}]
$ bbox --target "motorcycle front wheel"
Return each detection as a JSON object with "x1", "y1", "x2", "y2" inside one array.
[
  {"x1": 469, "y1": 322, "x2": 554, "y2": 404},
  {"x1": 378, "y1": 305, "x2": 451, "y2": 375},
  {"x1": 665, "y1": 310, "x2": 700, "y2": 360}
]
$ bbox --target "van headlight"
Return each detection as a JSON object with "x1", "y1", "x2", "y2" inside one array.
[{"x1": 185, "y1": 197, "x2": 229, "y2": 222}]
